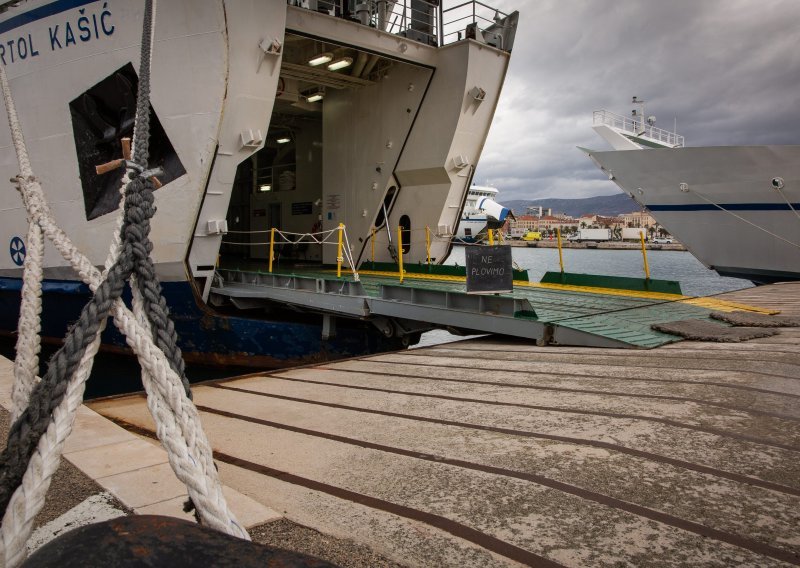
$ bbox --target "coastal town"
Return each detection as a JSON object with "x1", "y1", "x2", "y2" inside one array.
[{"x1": 502, "y1": 206, "x2": 671, "y2": 242}]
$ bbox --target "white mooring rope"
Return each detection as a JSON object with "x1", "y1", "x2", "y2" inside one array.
[{"x1": 0, "y1": 2, "x2": 248, "y2": 565}]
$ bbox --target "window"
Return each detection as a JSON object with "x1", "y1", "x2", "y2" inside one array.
[
  {"x1": 374, "y1": 185, "x2": 397, "y2": 228},
  {"x1": 399, "y1": 214, "x2": 411, "y2": 253}
]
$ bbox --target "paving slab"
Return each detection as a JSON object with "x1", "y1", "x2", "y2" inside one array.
[
  {"x1": 0, "y1": 355, "x2": 282, "y2": 546},
  {"x1": 88, "y1": 282, "x2": 800, "y2": 567}
]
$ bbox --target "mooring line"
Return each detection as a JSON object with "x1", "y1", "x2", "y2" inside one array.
[{"x1": 207, "y1": 383, "x2": 800, "y2": 498}]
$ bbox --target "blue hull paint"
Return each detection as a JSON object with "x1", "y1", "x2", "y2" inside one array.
[
  {"x1": 0, "y1": 277, "x2": 406, "y2": 368},
  {"x1": 646, "y1": 202, "x2": 800, "y2": 212}
]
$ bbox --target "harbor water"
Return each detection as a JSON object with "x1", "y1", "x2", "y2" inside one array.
[
  {"x1": 415, "y1": 247, "x2": 753, "y2": 349},
  {"x1": 446, "y1": 246, "x2": 753, "y2": 297}
]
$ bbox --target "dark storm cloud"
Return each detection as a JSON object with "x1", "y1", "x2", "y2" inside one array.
[{"x1": 474, "y1": 0, "x2": 800, "y2": 201}]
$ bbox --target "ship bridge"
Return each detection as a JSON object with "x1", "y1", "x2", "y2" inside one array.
[{"x1": 592, "y1": 109, "x2": 684, "y2": 150}]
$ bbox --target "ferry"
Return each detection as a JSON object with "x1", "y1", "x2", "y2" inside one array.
[
  {"x1": 454, "y1": 184, "x2": 513, "y2": 242},
  {"x1": 0, "y1": 0, "x2": 519, "y2": 367},
  {"x1": 585, "y1": 102, "x2": 800, "y2": 284}
]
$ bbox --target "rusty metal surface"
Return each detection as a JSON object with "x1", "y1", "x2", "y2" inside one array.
[{"x1": 23, "y1": 515, "x2": 339, "y2": 567}]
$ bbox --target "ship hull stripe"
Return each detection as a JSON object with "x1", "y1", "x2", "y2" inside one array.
[
  {"x1": 647, "y1": 203, "x2": 800, "y2": 212},
  {"x1": 0, "y1": 0, "x2": 100, "y2": 35}
]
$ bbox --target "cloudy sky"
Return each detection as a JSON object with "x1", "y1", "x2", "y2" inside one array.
[{"x1": 472, "y1": 0, "x2": 800, "y2": 201}]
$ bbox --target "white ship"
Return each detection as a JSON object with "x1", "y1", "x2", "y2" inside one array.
[
  {"x1": 585, "y1": 102, "x2": 800, "y2": 284},
  {"x1": 454, "y1": 184, "x2": 512, "y2": 242},
  {"x1": 0, "y1": 0, "x2": 519, "y2": 365}
]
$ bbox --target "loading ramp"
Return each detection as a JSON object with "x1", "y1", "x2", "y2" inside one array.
[{"x1": 210, "y1": 267, "x2": 769, "y2": 349}]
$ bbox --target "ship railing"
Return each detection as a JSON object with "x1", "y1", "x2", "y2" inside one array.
[
  {"x1": 440, "y1": 1, "x2": 511, "y2": 47},
  {"x1": 222, "y1": 225, "x2": 360, "y2": 280},
  {"x1": 288, "y1": 0, "x2": 440, "y2": 45},
  {"x1": 288, "y1": 0, "x2": 516, "y2": 50},
  {"x1": 593, "y1": 109, "x2": 685, "y2": 147},
  {"x1": 366, "y1": 225, "x2": 523, "y2": 282}
]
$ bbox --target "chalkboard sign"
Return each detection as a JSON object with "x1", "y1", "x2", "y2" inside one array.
[{"x1": 465, "y1": 245, "x2": 513, "y2": 294}]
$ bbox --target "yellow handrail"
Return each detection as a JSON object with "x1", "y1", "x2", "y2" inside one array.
[
  {"x1": 336, "y1": 223, "x2": 344, "y2": 277},
  {"x1": 268, "y1": 227, "x2": 275, "y2": 273},
  {"x1": 425, "y1": 225, "x2": 431, "y2": 265},
  {"x1": 639, "y1": 230, "x2": 650, "y2": 280},
  {"x1": 557, "y1": 227, "x2": 564, "y2": 273},
  {"x1": 397, "y1": 225, "x2": 404, "y2": 283},
  {"x1": 488, "y1": 229, "x2": 494, "y2": 245}
]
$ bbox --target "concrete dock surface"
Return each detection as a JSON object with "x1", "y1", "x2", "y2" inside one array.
[{"x1": 84, "y1": 281, "x2": 800, "y2": 567}]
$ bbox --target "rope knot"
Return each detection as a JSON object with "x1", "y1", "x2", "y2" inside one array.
[
  {"x1": 95, "y1": 153, "x2": 163, "y2": 189},
  {"x1": 11, "y1": 174, "x2": 37, "y2": 188},
  {"x1": 125, "y1": 160, "x2": 164, "y2": 184}
]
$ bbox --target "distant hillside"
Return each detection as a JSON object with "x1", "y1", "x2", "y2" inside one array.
[{"x1": 504, "y1": 193, "x2": 639, "y2": 218}]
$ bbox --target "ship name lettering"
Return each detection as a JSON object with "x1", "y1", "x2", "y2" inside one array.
[
  {"x1": 48, "y1": 26, "x2": 61, "y2": 50},
  {"x1": 101, "y1": 4, "x2": 115, "y2": 36},
  {"x1": 47, "y1": 3, "x2": 115, "y2": 53},
  {"x1": 0, "y1": 34, "x2": 40, "y2": 65},
  {"x1": 64, "y1": 22, "x2": 76, "y2": 46},
  {"x1": 1, "y1": 3, "x2": 114, "y2": 66}
]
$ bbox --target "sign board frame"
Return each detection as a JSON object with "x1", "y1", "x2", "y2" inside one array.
[{"x1": 465, "y1": 245, "x2": 513, "y2": 294}]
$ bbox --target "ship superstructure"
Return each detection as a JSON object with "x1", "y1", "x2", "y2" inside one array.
[
  {"x1": 0, "y1": 0, "x2": 519, "y2": 364},
  {"x1": 586, "y1": 100, "x2": 799, "y2": 284}
]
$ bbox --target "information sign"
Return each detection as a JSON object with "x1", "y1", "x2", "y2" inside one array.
[{"x1": 465, "y1": 245, "x2": 513, "y2": 294}]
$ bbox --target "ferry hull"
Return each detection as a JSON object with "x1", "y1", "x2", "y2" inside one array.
[
  {"x1": 0, "y1": 277, "x2": 407, "y2": 368},
  {"x1": 588, "y1": 145, "x2": 800, "y2": 284}
]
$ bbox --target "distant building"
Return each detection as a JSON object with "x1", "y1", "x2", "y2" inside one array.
[
  {"x1": 596, "y1": 216, "x2": 624, "y2": 230},
  {"x1": 526, "y1": 206, "x2": 552, "y2": 217},
  {"x1": 620, "y1": 210, "x2": 658, "y2": 228},
  {"x1": 511, "y1": 215, "x2": 539, "y2": 231},
  {"x1": 535, "y1": 215, "x2": 578, "y2": 233}
]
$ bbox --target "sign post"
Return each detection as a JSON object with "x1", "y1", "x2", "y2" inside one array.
[{"x1": 465, "y1": 245, "x2": 513, "y2": 294}]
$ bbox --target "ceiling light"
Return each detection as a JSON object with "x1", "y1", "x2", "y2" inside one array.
[
  {"x1": 259, "y1": 184, "x2": 272, "y2": 192},
  {"x1": 326, "y1": 57, "x2": 353, "y2": 71},
  {"x1": 276, "y1": 137, "x2": 291, "y2": 144},
  {"x1": 308, "y1": 52, "x2": 333, "y2": 66},
  {"x1": 305, "y1": 91, "x2": 324, "y2": 103}
]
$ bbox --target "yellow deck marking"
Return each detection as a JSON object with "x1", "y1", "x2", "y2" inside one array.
[
  {"x1": 356, "y1": 269, "x2": 467, "y2": 283},
  {"x1": 682, "y1": 297, "x2": 779, "y2": 314},
  {"x1": 517, "y1": 280, "x2": 684, "y2": 301}
]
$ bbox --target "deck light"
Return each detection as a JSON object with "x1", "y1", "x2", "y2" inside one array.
[
  {"x1": 308, "y1": 52, "x2": 333, "y2": 66},
  {"x1": 276, "y1": 137, "x2": 291, "y2": 144},
  {"x1": 326, "y1": 57, "x2": 353, "y2": 71},
  {"x1": 305, "y1": 90, "x2": 324, "y2": 103},
  {"x1": 259, "y1": 184, "x2": 272, "y2": 192}
]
